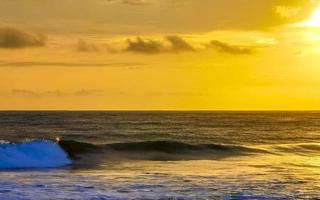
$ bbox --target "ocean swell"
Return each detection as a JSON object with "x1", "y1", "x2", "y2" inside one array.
[
  {"x1": 0, "y1": 140, "x2": 71, "y2": 169},
  {"x1": 58, "y1": 140, "x2": 269, "y2": 161},
  {"x1": 273, "y1": 143, "x2": 320, "y2": 156}
]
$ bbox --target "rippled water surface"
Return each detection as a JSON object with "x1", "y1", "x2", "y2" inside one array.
[{"x1": 0, "y1": 111, "x2": 320, "y2": 199}]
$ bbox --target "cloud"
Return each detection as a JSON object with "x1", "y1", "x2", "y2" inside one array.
[
  {"x1": 44, "y1": 90, "x2": 64, "y2": 97},
  {"x1": 125, "y1": 35, "x2": 194, "y2": 54},
  {"x1": 10, "y1": 89, "x2": 104, "y2": 97},
  {"x1": 11, "y1": 89, "x2": 39, "y2": 97},
  {"x1": 0, "y1": 0, "x2": 317, "y2": 35},
  {"x1": 126, "y1": 37, "x2": 164, "y2": 54},
  {"x1": 126, "y1": 36, "x2": 255, "y2": 55},
  {"x1": 75, "y1": 40, "x2": 120, "y2": 53},
  {"x1": 274, "y1": 6, "x2": 301, "y2": 19},
  {"x1": 75, "y1": 39, "x2": 99, "y2": 52},
  {"x1": 121, "y1": 0, "x2": 150, "y2": 5},
  {"x1": 165, "y1": 36, "x2": 195, "y2": 52},
  {"x1": 106, "y1": 0, "x2": 154, "y2": 5},
  {"x1": 0, "y1": 61, "x2": 146, "y2": 67},
  {"x1": 0, "y1": 27, "x2": 45, "y2": 48},
  {"x1": 73, "y1": 89, "x2": 104, "y2": 96},
  {"x1": 206, "y1": 40, "x2": 254, "y2": 55}
]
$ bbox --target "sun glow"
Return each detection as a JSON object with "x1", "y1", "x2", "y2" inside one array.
[{"x1": 301, "y1": 6, "x2": 320, "y2": 27}]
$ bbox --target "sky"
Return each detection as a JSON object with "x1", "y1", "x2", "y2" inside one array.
[{"x1": 1, "y1": 0, "x2": 320, "y2": 110}]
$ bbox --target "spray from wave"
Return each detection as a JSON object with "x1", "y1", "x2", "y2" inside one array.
[{"x1": 0, "y1": 140, "x2": 71, "y2": 169}]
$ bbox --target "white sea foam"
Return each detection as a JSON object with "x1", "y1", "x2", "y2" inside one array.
[{"x1": 0, "y1": 140, "x2": 71, "y2": 169}]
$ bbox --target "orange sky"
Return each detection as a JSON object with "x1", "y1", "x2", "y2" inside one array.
[{"x1": 1, "y1": 0, "x2": 320, "y2": 110}]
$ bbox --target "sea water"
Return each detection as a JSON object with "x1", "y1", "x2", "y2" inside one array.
[{"x1": 0, "y1": 111, "x2": 320, "y2": 199}]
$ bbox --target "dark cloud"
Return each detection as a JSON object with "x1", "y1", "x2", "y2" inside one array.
[
  {"x1": 0, "y1": 61, "x2": 145, "y2": 67},
  {"x1": 126, "y1": 35, "x2": 194, "y2": 54},
  {"x1": 126, "y1": 36, "x2": 254, "y2": 55},
  {"x1": 165, "y1": 36, "x2": 195, "y2": 52},
  {"x1": 0, "y1": 27, "x2": 45, "y2": 48},
  {"x1": 76, "y1": 39, "x2": 99, "y2": 52},
  {"x1": 207, "y1": 40, "x2": 254, "y2": 55},
  {"x1": 126, "y1": 37, "x2": 164, "y2": 54}
]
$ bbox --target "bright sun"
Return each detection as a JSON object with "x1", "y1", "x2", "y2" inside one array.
[{"x1": 301, "y1": 6, "x2": 320, "y2": 27}]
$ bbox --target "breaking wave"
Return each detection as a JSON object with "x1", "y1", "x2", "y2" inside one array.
[
  {"x1": 0, "y1": 140, "x2": 71, "y2": 169},
  {"x1": 4, "y1": 139, "x2": 319, "y2": 169}
]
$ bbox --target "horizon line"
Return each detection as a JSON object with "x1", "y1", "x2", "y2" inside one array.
[{"x1": 1, "y1": 109, "x2": 320, "y2": 112}]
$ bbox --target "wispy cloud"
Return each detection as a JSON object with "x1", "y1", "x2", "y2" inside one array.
[
  {"x1": 206, "y1": 40, "x2": 254, "y2": 55},
  {"x1": 0, "y1": 27, "x2": 45, "y2": 48},
  {"x1": 0, "y1": 61, "x2": 146, "y2": 67},
  {"x1": 11, "y1": 89, "x2": 40, "y2": 97},
  {"x1": 274, "y1": 6, "x2": 301, "y2": 19},
  {"x1": 10, "y1": 89, "x2": 104, "y2": 98},
  {"x1": 106, "y1": 0, "x2": 154, "y2": 5},
  {"x1": 0, "y1": 0, "x2": 317, "y2": 35},
  {"x1": 75, "y1": 39, "x2": 99, "y2": 52},
  {"x1": 73, "y1": 89, "x2": 104, "y2": 96}
]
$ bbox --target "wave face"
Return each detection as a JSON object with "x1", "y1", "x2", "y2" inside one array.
[
  {"x1": 58, "y1": 140, "x2": 269, "y2": 161},
  {"x1": 0, "y1": 140, "x2": 71, "y2": 169}
]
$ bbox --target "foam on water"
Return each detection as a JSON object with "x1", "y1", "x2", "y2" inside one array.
[{"x1": 0, "y1": 140, "x2": 71, "y2": 169}]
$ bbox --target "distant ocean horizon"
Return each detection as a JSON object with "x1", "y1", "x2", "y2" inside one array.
[{"x1": 0, "y1": 111, "x2": 320, "y2": 199}]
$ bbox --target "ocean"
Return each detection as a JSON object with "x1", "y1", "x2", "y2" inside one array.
[{"x1": 0, "y1": 111, "x2": 320, "y2": 199}]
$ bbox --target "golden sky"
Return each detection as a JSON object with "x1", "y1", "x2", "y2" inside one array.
[{"x1": 1, "y1": 0, "x2": 320, "y2": 110}]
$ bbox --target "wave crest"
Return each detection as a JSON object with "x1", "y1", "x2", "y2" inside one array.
[{"x1": 0, "y1": 140, "x2": 71, "y2": 169}]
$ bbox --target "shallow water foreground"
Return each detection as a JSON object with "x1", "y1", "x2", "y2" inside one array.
[{"x1": 1, "y1": 153, "x2": 320, "y2": 200}]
